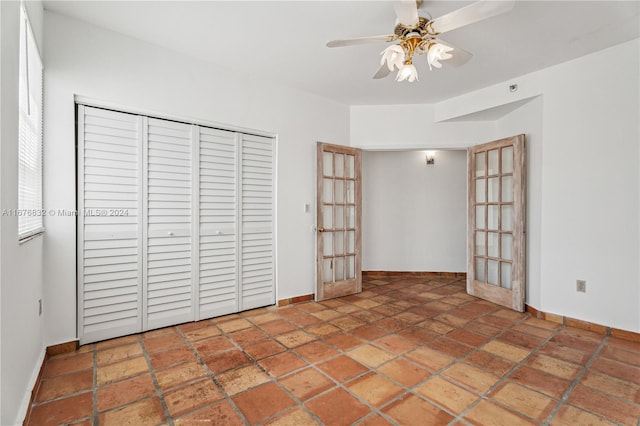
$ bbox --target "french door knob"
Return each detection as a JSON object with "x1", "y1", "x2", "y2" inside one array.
[{"x1": 318, "y1": 227, "x2": 325, "y2": 232}]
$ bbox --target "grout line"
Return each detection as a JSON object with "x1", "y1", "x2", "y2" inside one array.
[
  {"x1": 138, "y1": 333, "x2": 174, "y2": 426},
  {"x1": 542, "y1": 334, "x2": 612, "y2": 426}
]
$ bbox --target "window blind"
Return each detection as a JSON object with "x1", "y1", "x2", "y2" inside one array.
[{"x1": 18, "y1": 6, "x2": 44, "y2": 240}]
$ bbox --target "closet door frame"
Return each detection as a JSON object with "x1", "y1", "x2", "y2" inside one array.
[{"x1": 76, "y1": 97, "x2": 277, "y2": 343}]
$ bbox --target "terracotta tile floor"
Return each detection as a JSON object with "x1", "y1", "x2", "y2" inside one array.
[{"x1": 27, "y1": 276, "x2": 640, "y2": 425}]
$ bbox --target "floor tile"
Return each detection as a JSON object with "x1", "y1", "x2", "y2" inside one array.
[
  {"x1": 244, "y1": 339, "x2": 287, "y2": 360},
  {"x1": 490, "y1": 382, "x2": 557, "y2": 421},
  {"x1": 442, "y1": 363, "x2": 500, "y2": 393},
  {"x1": 305, "y1": 387, "x2": 370, "y2": 425},
  {"x1": 305, "y1": 322, "x2": 341, "y2": 337},
  {"x1": 35, "y1": 369, "x2": 93, "y2": 403},
  {"x1": 29, "y1": 392, "x2": 93, "y2": 425},
  {"x1": 352, "y1": 325, "x2": 388, "y2": 341},
  {"x1": 378, "y1": 359, "x2": 431, "y2": 387},
  {"x1": 96, "y1": 342, "x2": 144, "y2": 365},
  {"x1": 174, "y1": 400, "x2": 244, "y2": 425},
  {"x1": 318, "y1": 355, "x2": 368, "y2": 382},
  {"x1": 155, "y1": 361, "x2": 208, "y2": 390},
  {"x1": 525, "y1": 353, "x2": 582, "y2": 380},
  {"x1": 325, "y1": 333, "x2": 365, "y2": 351},
  {"x1": 192, "y1": 335, "x2": 234, "y2": 358},
  {"x1": 415, "y1": 376, "x2": 479, "y2": 414},
  {"x1": 538, "y1": 341, "x2": 592, "y2": 365},
  {"x1": 482, "y1": 340, "x2": 531, "y2": 362},
  {"x1": 348, "y1": 344, "x2": 395, "y2": 368},
  {"x1": 347, "y1": 372, "x2": 404, "y2": 406},
  {"x1": 228, "y1": 326, "x2": 268, "y2": 346},
  {"x1": 550, "y1": 405, "x2": 617, "y2": 426},
  {"x1": 148, "y1": 346, "x2": 196, "y2": 370},
  {"x1": 405, "y1": 347, "x2": 454, "y2": 372},
  {"x1": 374, "y1": 334, "x2": 417, "y2": 354},
  {"x1": 294, "y1": 341, "x2": 339, "y2": 363},
  {"x1": 600, "y1": 344, "x2": 640, "y2": 367},
  {"x1": 164, "y1": 379, "x2": 223, "y2": 418},
  {"x1": 98, "y1": 397, "x2": 165, "y2": 426},
  {"x1": 142, "y1": 332, "x2": 185, "y2": 353},
  {"x1": 217, "y1": 364, "x2": 270, "y2": 395},
  {"x1": 217, "y1": 318, "x2": 253, "y2": 333},
  {"x1": 280, "y1": 367, "x2": 334, "y2": 401},
  {"x1": 567, "y1": 384, "x2": 640, "y2": 425},
  {"x1": 509, "y1": 365, "x2": 572, "y2": 399},
  {"x1": 382, "y1": 394, "x2": 453, "y2": 426},
  {"x1": 233, "y1": 382, "x2": 296, "y2": 423},
  {"x1": 203, "y1": 349, "x2": 251, "y2": 374},
  {"x1": 97, "y1": 374, "x2": 156, "y2": 412},
  {"x1": 259, "y1": 352, "x2": 307, "y2": 377},
  {"x1": 96, "y1": 356, "x2": 150, "y2": 386},
  {"x1": 448, "y1": 329, "x2": 490, "y2": 347},
  {"x1": 464, "y1": 399, "x2": 537, "y2": 426},
  {"x1": 265, "y1": 407, "x2": 320, "y2": 425},
  {"x1": 354, "y1": 413, "x2": 394, "y2": 426},
  {"x1": 497, "y1": 330, "x2": 546, "y2": 350},
  {"x1": 42, "y1": 352, "x2": 93, "y2": 378},
  {"x1": 427, "y1": 337, "x2": 474, "y2": 358},
  {"x1": 331, "y1": 315, "x2": 366, "y2": 331},
  {"x1": 259, "y1": 319, "x2": 298, "y2": 336},
  {"x1": 580, "y1": 370, "x2": 640, "y2": 404},
  {"x1": 275, "y1": 330, "x2": 316, "y2": 348},
  {"x1": 591, "y1": 356, "x2": 640, "y2": 384},
  {"x1": 465, "y1": 351, "x2": 516, "y2": 376}
]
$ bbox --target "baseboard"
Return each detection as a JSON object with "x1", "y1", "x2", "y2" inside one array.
[
  {"x1": 277, "y1": 294, "x2": 314, "y2": 307},
  {"x1": 525, "y1": 305, "x2": 640, "y2": 343},
  {"x1": 22, "y1": 340, "x2": 79, "y2": 425},
  {"x1": 363, "y1": 271, "x2": 467, "y2": 279}
]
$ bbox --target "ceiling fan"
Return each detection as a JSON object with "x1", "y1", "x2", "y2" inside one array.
[{"x1": 326, "y1": 0, "x2": 515, "y2": 82}]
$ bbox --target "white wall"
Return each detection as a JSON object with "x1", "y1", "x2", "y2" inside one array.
[
  {"x1": 362, "y1": 150, "x2": 467, "y2": 272},
  {"x1": 539, "y1": 40, "x2": 639, "y2": 332},
  {"x1": 352, "y1": 39, "x2": 640, "y2": 332},
  {"x1": 1, "y1": 1, "x2": 46, "y2": 425},
  {"x1": 43, "y1": 11, "x2": 349, "y2": 347}
]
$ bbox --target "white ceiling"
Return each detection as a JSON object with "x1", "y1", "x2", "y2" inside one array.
[{"x1": 43, "y1": 1, "x2": 640, "y2": 105}]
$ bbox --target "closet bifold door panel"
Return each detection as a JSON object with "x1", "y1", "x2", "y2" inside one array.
[
  {"x1": 77, "y1": 106, "x2": 143, "y2": 344},
  {"x1": 240, "y1": 134, "x2": 275, "y2": 310},
  {"x1": 144, "y1": 118, "x2": 195, "y2": 330},
  {"x1": 198, "y1": 127, "x2": 238, "y2": 318}
]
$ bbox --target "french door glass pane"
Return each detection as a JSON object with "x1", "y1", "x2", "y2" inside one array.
[
  {"x1": 323, "y1": 179, "x2": 333, "y2": 202},
  {"x1": 346, "y1": 206, "x2": 355, "y2": 228},
  {"x1": 488, "y1": 232, "x2": 499, "y2": 257},
  {"x1": 488, "y1": 149, "x2": 499, "y2": 175},
  {"x1": 475, "y1": 152, "x2": 486, "y2": 177},
  {"x1": 323, "y1": 206, "x2": 333, "y2": 229},
  {"x1": 334, "y1": 180, "x2": 344, "y2": 203},
  {"x1": 323, "y1": 258, "x2": 333, "y2": 283},
  {"x1": 346, "y1": 231, "x2": 355, "y2": 253},
  {"x1": 488, "y1": 205, "x2": 499, "y2": 230},
  {"x1": 501, "y1": 205, "x2": 513, "y2": 231},
  {"x1": 323, "y1": 152, "x2": 333, "y2": 176},
  {"x1": 335, "y1": 154, "x2": 344, "y2": 178},
  {"x1": 346, "y1": 155, "x2": 355, "y2": 179},
  {"x1": 475, "y1": 257, "x2": 485, "y2": 282},
  {"x1": 334, "y1": 231, "x2": 344, "y2": 255},
  {"x1": 323, "y1": 232, "x2": 333, "y2": 255},
  {"x1": 487, "y1": 260, "x2": 499, "y2": 285},
  {"x1": 346, "y1": 180, "x2": 355, "y2": 203},
  {"x1": 346, "y1": 255, "x2": 355, "y2": 279},
  {"x1": 335, "y1": 257, "x2": 345, "y2": 280},
  {"x1": 335, "y1": 206, "x2": 344, "y2": 229},
  {"x1": 500, "y1": 262, "x2": 512, "y2": 289},
  {"x1": 475, "y1": 206, "x2": 485, "y2": 229},
  {"x1": 488, "y1": 177, "x2": 499, "y2": 202},
  {"x1": 502, "y1": 146, "x2": 513, "y2": 174},
  {"x1": 475, "y1": 232, "x2": 486, "y2": 256},
  {"x1": 476, "y1": 179, "x2": 486, "y2": 202},
  {"x1": 502, "y1": 175, "x2": 513, "y2": 202},
  {"x1": 501, "y1": 234, "x2": 513, "y2": 261}
]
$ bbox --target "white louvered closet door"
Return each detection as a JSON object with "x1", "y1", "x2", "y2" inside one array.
[
  {"x1": 198, "y1": 128, "x2": 238, "y2": 318},
  {"x1": 144, "y1": 118, "x2": 194, "y2": 330},
  {"x1": 78, "y1": 106, "x2": 143, "y2": 343},
  {"x1": 240, "y1": 134, "x2": 275, "y2": 310}
]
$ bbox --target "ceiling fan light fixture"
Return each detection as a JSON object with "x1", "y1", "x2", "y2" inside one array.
[
  {"x1": 380, "y1": 45, "x2": 406, "y2": 71},
  {"x1": 396, "y1": 62, "x2": 418, "y2": 82},
  {"x1": 426, "y1": 42, "x2": 454, "y2": 70}
]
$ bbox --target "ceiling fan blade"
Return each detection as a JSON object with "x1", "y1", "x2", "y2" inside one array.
[
  {"x1": 394, "y1": 0, "x2": 420, "y2": 26},
  {"x1": 429, "y1": 0, "x2": 515, "y2": 35},
  {"x1": 372, "y1": 64, "x2": 392, "y2": 79},
  {"x1": 326, "y1": 35, "x2": 397, "y2": 48},
  {"x1": 432, "y1": 38, "x2": 473, "y2": 67}
]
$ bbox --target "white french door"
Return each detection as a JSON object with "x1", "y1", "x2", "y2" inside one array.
[{"x1": 77, "y1": 105, "x2": 275, "y2": 344}]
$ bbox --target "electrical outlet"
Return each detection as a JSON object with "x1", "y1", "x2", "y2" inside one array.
[
  {"x1": 38, "y1": 299, "x2": 42, "y2": 316},
  {"x1": 576, "y1": 280, "x2": 586, "y2": 293}
]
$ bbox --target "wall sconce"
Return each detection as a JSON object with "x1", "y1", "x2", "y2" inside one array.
[{"x1": 425, "y1": 151, "x2": 435, "y2": 165}]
